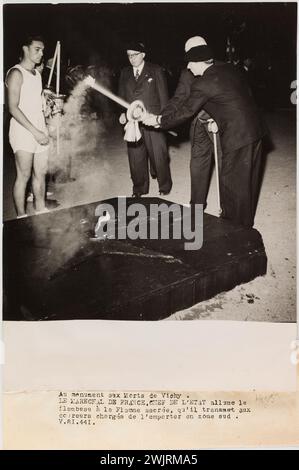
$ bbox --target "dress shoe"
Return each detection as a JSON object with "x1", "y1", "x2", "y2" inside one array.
[
  {"x1": 46, "y1": 199, "x2": 60, "y2": 209},
  {"x1": 159, "y1": 190, "x2": 171, "y2": 196},
  {"x1": 132, "y1": 192, "x2": 143, "y2": 198}
]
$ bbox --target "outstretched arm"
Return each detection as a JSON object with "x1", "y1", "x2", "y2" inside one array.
[
  {"x1": 143, "y1": 78, "x2": 209, "y2": 129},
  {"x1": 162, "y1": 69, "x2": 194, "y2": 115},
  {"x1": 161, "y1": 80, "x2": 209, "y2": 130}
]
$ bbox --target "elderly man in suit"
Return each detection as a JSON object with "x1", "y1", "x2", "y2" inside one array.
[
  {"x1": 162, "y1": 36, "x2": 217, "y2": 209},
  {"x1": 118, "y1": 41, "x2": 172, "y2": 197},
  {"x1": 144, "y1": 39, "x2": 266, "y2": 228}
]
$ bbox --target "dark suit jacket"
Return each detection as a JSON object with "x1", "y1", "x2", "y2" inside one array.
[
  {"x1": 162, "y1": 68, "x2": 194, "y2": 114},
  {"x1": 162, "y1": 68, "x2": 210, "y2": 125},
  {"x1": 161, "y1": 62, "x2": 266, "y2": 153},
  {"x1": 118, "y1": 62, "x2": 168, "y2": 114}
]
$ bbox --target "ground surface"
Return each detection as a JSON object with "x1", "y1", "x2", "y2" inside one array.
[{"x1": 3, "y1": 109, "x2": 296, "y2": 322}]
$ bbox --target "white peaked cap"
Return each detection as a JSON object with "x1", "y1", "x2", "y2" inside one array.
[{"x1": 185, "y1": 36, "x2": 207, "y2": 52}]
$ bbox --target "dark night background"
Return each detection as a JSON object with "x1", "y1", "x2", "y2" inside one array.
[{"x1": 3, "y1": 2, "x2": 297, "y2": 109}]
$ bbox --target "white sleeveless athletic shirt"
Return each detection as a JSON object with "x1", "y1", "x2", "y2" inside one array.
[{"x1": 6, "y1": 64, "x2": 48, "y2": 153}]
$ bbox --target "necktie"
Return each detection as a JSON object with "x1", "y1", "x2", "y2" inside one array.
[{"x1": 135, "y1": 69, "x2": 139, "y2": 81}]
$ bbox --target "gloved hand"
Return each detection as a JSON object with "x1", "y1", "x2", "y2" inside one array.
[
  {"x1": 143, "y1": 113, "x2": 159, "y2": 127},
  {"x1": 207, "y1": 120, "x2": 218, "y2": 133}
]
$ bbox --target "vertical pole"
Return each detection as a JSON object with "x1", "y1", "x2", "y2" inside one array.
[
  {"x1": 56, "y1": 42, "x2": 61, "y2": 156},
  {"x1": 56, "y1": 113, "x2": 60, "y2": 156},
  {"x1": 47, "y1": 42, "x2": 58, "y2": 89},
  {"x1": 56, "y1": 41, "x2": 61, "y2": 96}
]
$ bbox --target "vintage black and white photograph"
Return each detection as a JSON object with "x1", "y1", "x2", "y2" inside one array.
[{"x1": 2, "y1": 1, "x2": 296, "y2": 323}]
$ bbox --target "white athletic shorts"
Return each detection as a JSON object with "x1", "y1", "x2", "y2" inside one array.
[{"x1": 9, "y1": 119, "x2": 49, "y2": 154}]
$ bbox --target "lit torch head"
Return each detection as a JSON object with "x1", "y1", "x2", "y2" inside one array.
[
  {"x1": 84, "y1": 75, "x2": 96, "y2": 87},
  {"x1": 127, "y1": 100, "x2": 146, "y2": 121}
]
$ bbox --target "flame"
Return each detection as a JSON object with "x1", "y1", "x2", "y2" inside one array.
[{"x1": 84, "y1": 75, "x2": 96, "y2": 87}]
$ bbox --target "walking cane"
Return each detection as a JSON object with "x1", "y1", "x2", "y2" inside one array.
[{"x1": 207, "y1": 119, "x2": 222, "y2": 216}]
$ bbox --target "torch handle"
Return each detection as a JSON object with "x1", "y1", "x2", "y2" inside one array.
[
  {"x1": 87, "y1": 79, "x2": 130, "y2": 110},
  {"x1": 85, "y1": 76, "x2": 178, "y2": 137}
]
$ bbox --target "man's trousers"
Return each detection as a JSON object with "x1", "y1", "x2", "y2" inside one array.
[
  {"x1": 190, "y1": 118, "x2": 263, "y2": 227},
  {"x1": 127, "y1": 126, "x2": 172, "y2": 195}
]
